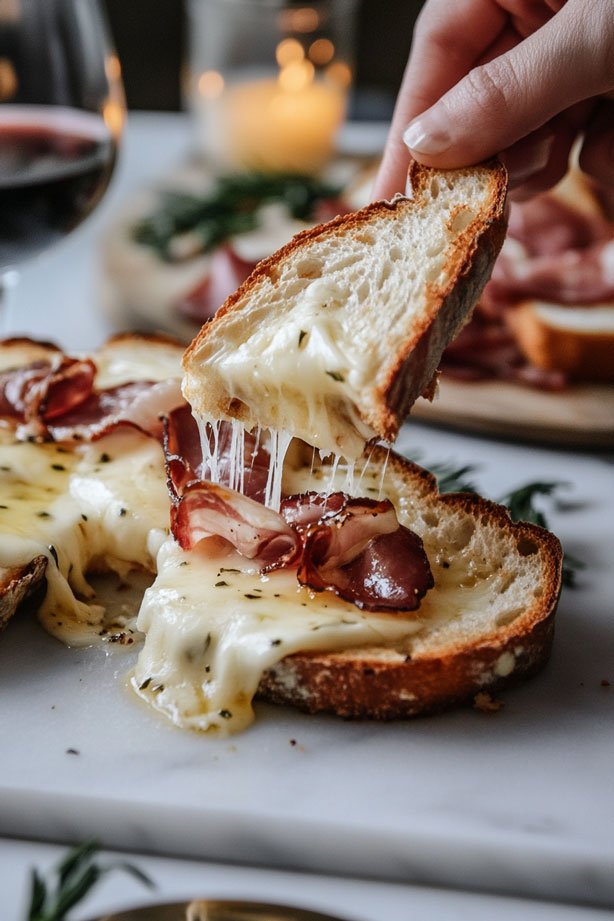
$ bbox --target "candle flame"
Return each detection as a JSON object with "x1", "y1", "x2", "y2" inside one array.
[
  {"x1": 278, "y1": 59, "x2": 315, "y2": 93},
  {"x1": 105, "y1": 53, "x2": 122, "y2": 83},
  {"x1": 276, "y1": 38, "x2": 304, "y2": 68}
]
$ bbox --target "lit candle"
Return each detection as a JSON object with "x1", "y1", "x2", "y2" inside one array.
[{"x1": 194, "y1": 40, "x2": 351, "y2": 173}]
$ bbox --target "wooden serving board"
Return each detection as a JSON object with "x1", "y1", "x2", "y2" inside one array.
[{"x1": 412, "y1": 377, "x2": 614, "y2": 447}]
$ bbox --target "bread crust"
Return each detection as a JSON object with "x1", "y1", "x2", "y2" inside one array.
[
  {"x1": 378, "y1": 161, "x2": 508, "y2": 439},
  {"x1": 258, "y1": 448, "x2": 562, "y2": 719},
  {"x1": 0, "y1": 557, "x2": 48, "y2": 633},
  {"x1": 507, "y1": 301, "x2": 614, "y2": 383},
  {"x1": 183, "y1": 161, "x2": 508, "y2": 443}
]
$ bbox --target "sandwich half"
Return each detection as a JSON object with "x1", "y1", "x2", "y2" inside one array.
[{"x1": 183, "y1": 161, "x2": 508, "y2": 459}]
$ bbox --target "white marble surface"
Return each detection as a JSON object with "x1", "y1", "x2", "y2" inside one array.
[
  {"x1": 3, "y1": 838, "x2": 613, "y2": 921},
  {"x1": 2, "y1": 114, "x2": 614, "y2": 910}
]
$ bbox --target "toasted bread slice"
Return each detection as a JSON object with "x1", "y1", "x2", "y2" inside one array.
[
  {"x1": 259, "y1": 446, "x2": 562, "y2": 719},
  {"x1": 507, "y1": 301, "x2": 614, "y2": 383},
  {"x1": 134, "y1": 441, "x2": 562, "y2": 732},
  {"x1": 502, "y1": 169, "x2": 614, "y2": 383},
  {"x1": 0, "y1": 334, "x2": 560, "y2": 730},
  {"x1": 183, "y1": 161, "x2": 507, "y2": 459}
]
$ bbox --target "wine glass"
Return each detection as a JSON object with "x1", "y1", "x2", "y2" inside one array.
[{"x1": 0, "y1": 0, "x2": 124, "y2": 327}]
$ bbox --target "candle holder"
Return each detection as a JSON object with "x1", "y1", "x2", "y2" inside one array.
[{"x1": 187, "y1": 0, "x2": 357, "y2": 174}]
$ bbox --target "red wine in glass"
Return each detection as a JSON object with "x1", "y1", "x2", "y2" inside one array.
[
  {"x1": 0, "y1": 106, "x2": 117, "y2": 269},
  {"x1": 0, "y1": 0, "x2": 124, "y2": 329}
]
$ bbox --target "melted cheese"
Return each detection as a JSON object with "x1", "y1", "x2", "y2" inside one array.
[
  {"x1": 0, "y1": 430, "x2": 168, "y2": 646},
  {"x1": 93, "y1": 340, "x2": 183, "y2": 389},
  {"x1": 133, "y1": 538, "x2": 423, "y2": 735},
  {"x1": 189, "y1": 277, "x2": 376, "y2": 461},
  {"x1": 130, "y1": 452, "x2": 519, "y2": 736},
  {"x1": 132, "y1": 456, "x2": 432, "y2": 736}
]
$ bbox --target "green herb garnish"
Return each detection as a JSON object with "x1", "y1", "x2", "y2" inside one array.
[
  {"x1": 325, "y1": 370, "x2": 345, "y2": 382},
  {"x1": 427, "y1": 460, "x2": 479, "y2": 495},
  {"x1": 27, "y1": 840, "x2": 153, "y2": 921},
  {"x1": 133, "y1": 172, "x2": 341, "y2": 263},
  {"x1": 499, "y1": 481, "x2": 584, "y2": 587}
]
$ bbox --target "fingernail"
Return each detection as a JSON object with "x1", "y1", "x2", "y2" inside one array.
[{"x1": 403, "y1": 114, "x2": 450, "y2": 156}]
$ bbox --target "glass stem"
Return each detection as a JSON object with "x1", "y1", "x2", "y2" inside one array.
[{"x1": 1, "y1": 270, "x2": 19, "y2": 337}]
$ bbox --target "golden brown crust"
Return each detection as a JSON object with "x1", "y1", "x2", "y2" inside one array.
[
  {"x1": 507, "y1": 301, "x2": 614, "y2": 383},
  {"x1": 376, "y1": 161, "x2": 508, "y2": 440},
  {"x1": 0, "y1": 557, "x2": 48, "y2": 633},
  {"x1": 258, "y1": 447, "x2": 562, "y2": 720},
  {"x1": 103, "y1": 330, "x2": 187, "y2": 350},
  {"x1": 183, "y1": 161, "x2": 508, "y2": 443},
  {"x1": 0, "y1": 338, "x2": 62, "y2": 373}
]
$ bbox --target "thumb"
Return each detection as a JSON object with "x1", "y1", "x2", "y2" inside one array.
[{"x1": 403, "y1": 0, "x2": 613, "y2": 168}]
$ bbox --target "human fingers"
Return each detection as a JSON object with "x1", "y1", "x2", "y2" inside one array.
[
  {"x1": 502, "y1": 102, "x2": 593, "y2": 198},
  {"x1": 373, "y1": 0, "x2": 507, "y2": 199},
  {"x1": 402, "y1": 0, "x2": 614, "y2": 169},
  {"x1": 579, "y1": 98, "x2": 614, "y2": 190}
]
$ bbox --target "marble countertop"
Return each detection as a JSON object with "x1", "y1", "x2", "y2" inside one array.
[
  {"x1": 2, "y1": 114, "x2": 614, "y2": 914},
  {"x1": 3, "y1": 838, "x2": 613, "y2": 921}
]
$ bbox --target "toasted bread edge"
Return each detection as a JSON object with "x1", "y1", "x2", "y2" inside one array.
[{"x1": 259, "y1": 448, "x2": 562, "y2": 720}]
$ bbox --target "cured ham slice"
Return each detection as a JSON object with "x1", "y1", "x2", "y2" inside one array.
[
  {"x1": 164, "y1": 410, "x2": 300, "y2": 567},
  {"x1": 178, "y1": 246, "x2": 257, "y2": 324},
  {"x1": 0, "y1": 352, "x2": 183, "y2": 441},
  {"x1": 507, "y1": 195, "x2": 611, "y2": 258},
  {"x1": 171, "y1": 480, "x2": 301, "y2": 567},
  {"x1": 440, "y1": 186, "x2": 614, "y2": 387},
  {"x1": 0, "y1": 356, "x2": 95, "y2": 428},
  {"x1": 294, "y1": 496, "x2": 434, "y2": 612},
  {"x1": 163, "y1": 435, "x2": 434, "y2": 613},
  {"x1": 440, "y1": 308, "x2": 567, "y2": 390},
  {"x1": 488, "y1": 240, "x2": 614, "y2": 305},
  {"x1": 48, "y1": 378, "x2": 183, "y2": 442},
  {"x1": 164, "y1": 406, "x2": 270, "y2": 503},
  {"x1": 280, "y1": 491, "x2": 347, "y2": 528}
]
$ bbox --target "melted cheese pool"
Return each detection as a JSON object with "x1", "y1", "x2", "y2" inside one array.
[
  {"x1": 0, "y1": 430, "x2": 168, "y2": 645},
  {"x1": 134, "y1": 538, "x2": 424, "y2": 735}
]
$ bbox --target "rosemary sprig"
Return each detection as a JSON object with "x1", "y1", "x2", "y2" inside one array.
[
  {"x1": 420, "y1": 459, "x2": 583, "y2": 588},
  {"x1": 133, "y1": 172, "x2": 341, "y2": 262},
  {"x1": 498, "y1": 480, "x2": 565, "y2": 529},
  {"x1": 27, "y1": 840, "x2": 154, "y2": 921},
  {"x1": 426, "y1": 460, "x2": 479, "y2": 495},
  {"x1": 499, "y1": 481, "x2": 585, "y2": 588}
]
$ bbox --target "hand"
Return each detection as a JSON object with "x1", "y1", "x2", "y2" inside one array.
[{"x1": 373, "y1": 0, "x2": 614, "y2": 201}]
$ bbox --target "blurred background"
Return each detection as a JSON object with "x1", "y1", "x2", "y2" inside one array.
[{"x1": 103, "y1": 0, "x2": 423, "y2": 118}]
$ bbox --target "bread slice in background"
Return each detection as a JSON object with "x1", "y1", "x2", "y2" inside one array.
[
  {"x1": 507, "y1": 300, "x2": 614, "y2": 382},
  {"x1": 260, "y1": 445, "x2": 562, "y2": 719},
  {"x1": 503, "y1": 169, "x2": 614, "y2": 384},
  {"x1": 183, "y1": 161, "x2": 507, "y2": 459}
]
